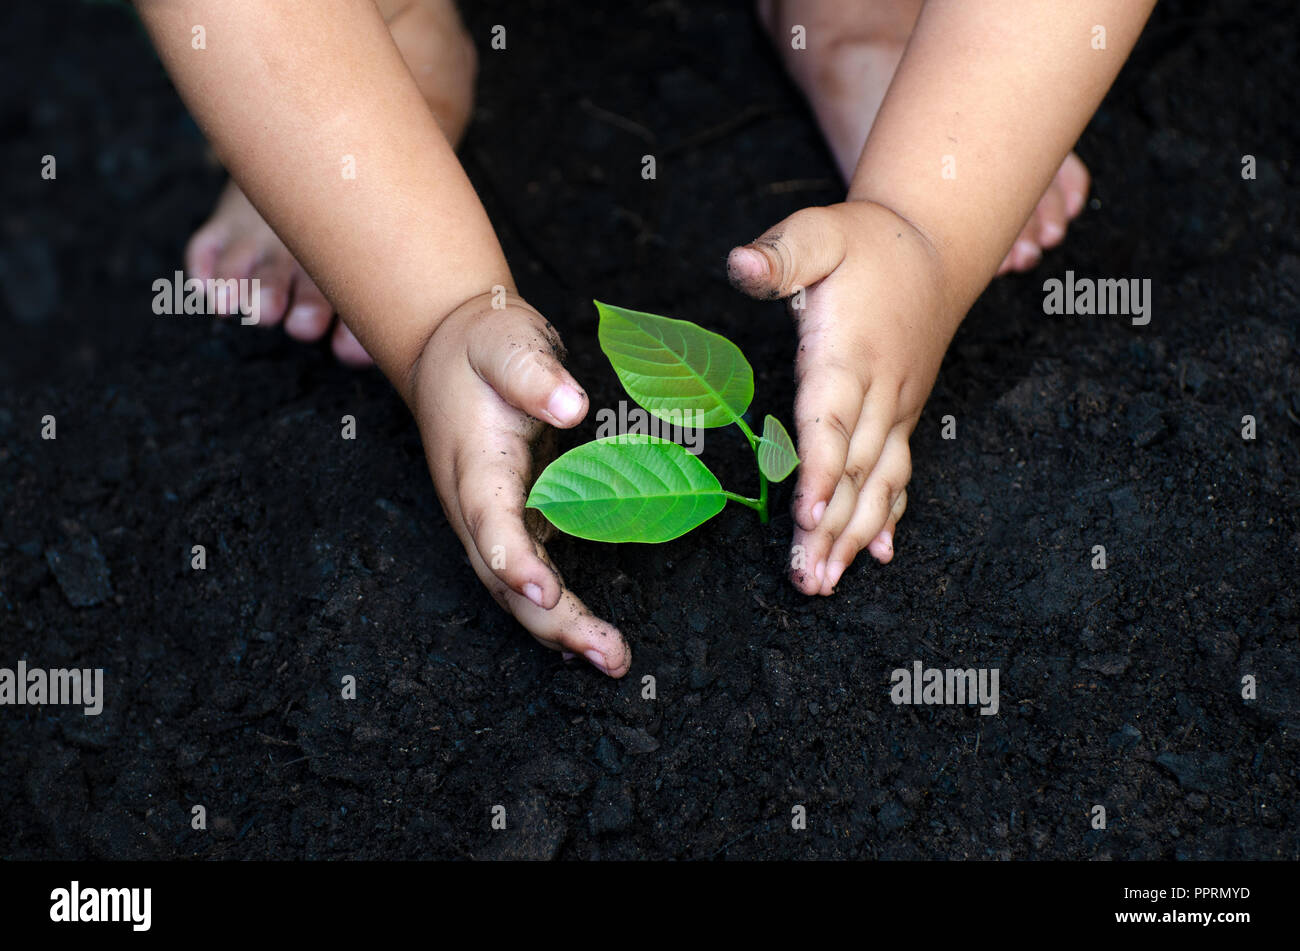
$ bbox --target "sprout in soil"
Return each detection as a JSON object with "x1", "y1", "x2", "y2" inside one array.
[{"x1": 526, "y1": 301, "x2": 800, "y2": 543}]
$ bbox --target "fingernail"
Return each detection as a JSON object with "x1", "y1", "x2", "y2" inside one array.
[
  {"x1": 869, "y1": 531, "x2": 893, "y2": 561},
  {"x1": 522, "y1": 582, "x2": 544, "y2": 607},
  {"x1": 811, "y1": 501, "x2": 827, "y2": 525},
  {"x1": 1040, "y1": 221, "x2": 1064, "y2": 244},
  {"x1": 547, "y1": 385, "x2": 585, "y2": 424},
  {"x1": 1065, "y1": 190, "x2": 1085, "y2": 217},
  {"x1": 583, "y1": 649, "x2": 608, "y2": 673},
  {"x1": 827, "y1": 560, "x2": 846, "y2": 588}
]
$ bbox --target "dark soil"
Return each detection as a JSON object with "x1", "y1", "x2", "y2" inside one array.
[{"x1": 2, "y1": 0, "x2": 1297, "y2": 860}]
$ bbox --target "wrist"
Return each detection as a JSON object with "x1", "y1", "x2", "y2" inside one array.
[
  {"x1": 839, "y1": 197, "x2": 960, "y2": 332},
  {"x1": 406, "y1": 283, "x2": 520, "y2": 412}
]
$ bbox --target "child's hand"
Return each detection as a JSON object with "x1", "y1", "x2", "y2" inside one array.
[
  {"x1": 728, "y1": 200, "x2": 955, "y2": 596},
  {"x1": 411, "y1": 291, "x2": 631, "y2": 677}
]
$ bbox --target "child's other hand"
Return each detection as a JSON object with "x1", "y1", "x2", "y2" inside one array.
[
  {"x1": 412, "y1": 291, "x2": 631, "y2": 677},
  {"x1": 728, "y1": 201, "x2": 954, "y2": 596}
]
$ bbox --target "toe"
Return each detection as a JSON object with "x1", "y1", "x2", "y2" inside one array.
[
  {"x1": 209, "y1": 239, "x2": 260, "y2": 315},
  {"x1": 284, "y1": 269, "x2": 334, "y2": 341},
  {"x1": 1009, "y1": 237, "x2": 1042, "y2": 273},
  {"x1": 249, "y1": 252, "x2": 296, "y2": 327},
  {"x1": 184, "y1": 222, "x2": 226, "y2": 281},
  {"x1": 1057, "y1": 152, "x2": 1090, "y2": 221},
  {"x1": 331, "y1": 320, "x2": 374, "y2": 368},
  {"x1": 998, "y1": 236, "x2": 1042, "y2": 275},
  {"x1": 1034, "y1": 182, "x2": 1068, "y2": 250}
]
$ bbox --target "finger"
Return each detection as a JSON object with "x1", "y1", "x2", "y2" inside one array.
[
  {"x1": 727, "y1": 205, "x2": 848, "y2": 300},
  {"x1": 248, "y1": 252, "x2": 296, "y2": 327},
  {"x1": 467, "y1": 312, "x2": 588, "y2": 428},
  {"x1": 789, "y1": 360, "x2": 865, "y2": 531},
  {"x1": 331, "y1": 320, "x2": 374, "y2": 368},
  {"x1": 462, "y1": 535, "x2": 631, "y2": 677},
  {"x1": 801, "y1": 393, "x2": 898, "y2": 574},
  {"x1": 284, "y1": 268, "x2": 334, "y2": 341},
  {"x1": 514, "y1": 585, "x2": 632, "y2": 678},
  {"x1": 867, "y1": 487, "x2": 908, "y2": 564},
  {"x1": 823, "y1": 431, "x2": 912, "y2": 592},
  {"x1": 452, "y1": 443, "x2": 564, "y2": 610}
]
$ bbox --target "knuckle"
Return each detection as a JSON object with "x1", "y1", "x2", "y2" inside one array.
[
  {"x1": 874, "y1": 484, "x2": 895, "y2": 514},
  {"x1": 825, "y1": 408, "x2": 855, "y2": 446},
  {"x1": 843, "y1": 461, "x2": 869, "y2": 492},
  {"x1": 461, "y1": 504, "x2": 486, "y2": 543},
  {"x1": 896, "y1": 453, "x2": 913, "y2": 487},
  {"x1": 791, "y1": 204, "x2": 834, "y2": 235}
]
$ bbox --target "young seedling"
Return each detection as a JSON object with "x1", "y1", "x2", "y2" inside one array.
[{"x1": 526, "y1": 301, "x2": 799, "y2": 543}]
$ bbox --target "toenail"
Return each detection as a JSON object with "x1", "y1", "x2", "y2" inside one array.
[
  {"x1": 1065, "y1": 191, "x2": 1085, "y2": 217},
  {"x1": 547, "y1": 385, "x2": 584, "y2": 424},
  {"x1": 1041, "y1": 221, "x2": 1064, "y2": 244},
  {"x1": 286, "y1": 306, "x2": 318, "y2": 333},
  {"x1": 522, "y1": 582, "x2": 544, "y2": 607},
  {"x1": 583, "y1": 649, "x2": 608, "y2": 674},
  {"x1": 1015, "y1": 241, "x2": 1040, "y2": 265},
  {"x1": 811, "y1": 500, "x2": 827, "y2": 525}
]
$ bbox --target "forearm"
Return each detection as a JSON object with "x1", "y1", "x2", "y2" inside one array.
[
  {"x1": 135, "y1": 0, "x2": 509, "y2": 402},
  {"x1": 848, "y1": 0, "x2": 1156, "y2": 315}
]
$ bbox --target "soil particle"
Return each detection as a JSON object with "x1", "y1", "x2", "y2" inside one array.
[{"x1": 44, "y1": 536, "x2": 113, "y2": 607}]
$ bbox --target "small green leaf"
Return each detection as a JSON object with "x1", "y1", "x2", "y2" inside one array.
[
  {"x1": 756, "y1": 414, "x2": 800, "y2": 483},
  {"x1": 527, "y1": 434, "x2": 726, "y2": 543},
  {"x1": 595, "y1": 300, "x2": 753, "y2": 429}
]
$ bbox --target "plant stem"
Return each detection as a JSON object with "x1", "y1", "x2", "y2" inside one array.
[
  {"x1": 731, "y1": 416, "x2": 770, "y2": 523},
  {"x1": 722, "y1": 490, "x2": 763, "y2": 513},
  {"x1": 733, "y1": 416, "x2": 758, "y2": 450}
]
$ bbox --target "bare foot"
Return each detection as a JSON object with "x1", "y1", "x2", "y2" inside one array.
[
  {"x1": 184, "y1": 0, "x2": 477, "y2": 367},
  {"x1": 759, "y1": 0, "x2": 1090, "y2": 275}
]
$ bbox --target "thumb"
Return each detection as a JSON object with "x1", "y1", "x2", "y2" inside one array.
[
  {"x1": 468, "y1": 306, "x2": 590, "y2": 429},
  {"x1": 727, "y1": 206, "x2": 848, "y2": 300}
]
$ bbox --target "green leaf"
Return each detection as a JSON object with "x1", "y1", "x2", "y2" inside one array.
[
  {"x1": 595, "y1": 300, "x2": 753, "y2": 429},
  {"x1": 756, "y1": 414, "x2": 800, "y2": 483},
  {"x1": 526, "y1": 434, "x2": 726, "y2": 543}
]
